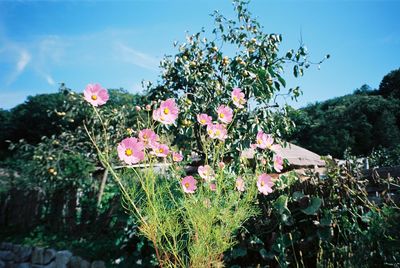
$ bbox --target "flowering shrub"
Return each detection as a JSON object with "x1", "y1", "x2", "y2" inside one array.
[
  {"x1": 82, "y1": 1, "x2": 329, "y2": 266},
  {"x1": 84, "y1": 83, "x2": 290, "y2": 266},
  {"x1": 146, "y1": 1, "x2": 329, "y2": 169}
]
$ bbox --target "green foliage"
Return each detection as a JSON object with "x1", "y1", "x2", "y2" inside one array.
[
  {"x1": 0, "y1": 109, "x2": 12, "y2": 159},
  {"x1": 146, "y1": 0, "x2": 326, "y2": 163},
  {"x1": 3, "y1": 2, "x2": 399, "y2": 268},
  {"x1": 8, "y1": 93, "x2": 67, "y2": 144},
  {"x1": 81, "y1": 1, "x2": 328, "y2": 266},
  {"x1": 0, "y1": 86, "x2": 150, "y2": 266},
  {"x1": 368, "y1": 145, "x2": 400, "y2": 167},
  {"x1": 289, "y1": 68, "x2": 400, "y2": 159},
  {"x1": 117, "y1": 167, "x2": 259, "y2": 267},
  {"x1": 225, "y1": 159, "x2": 400, "y2": 267},
  {"x1": 379, "y1": 67, "x2": 400, "y2": 98},
  {"x1": 289, "y1": 91, "x2": 400, "y2": 158}
]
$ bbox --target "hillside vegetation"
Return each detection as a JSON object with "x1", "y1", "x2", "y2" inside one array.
[{"x1": 288, "y1": 68, "x2": 400, "y2": 158}]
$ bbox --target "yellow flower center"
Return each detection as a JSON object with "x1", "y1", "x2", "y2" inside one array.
[
  {"x1": 125, "y1": 149, "x2": 133, "y2": 156},
  {"x1": 91, "y1": 95, "x2": 98, "y2": 100},
  {"x1": 200, "y1": 119, "x2": 206, "y2": 124},
  {"x1": 158, "y1": 148, "x2": 164, "y2": 153},
  {"x1": 208, "y1": 130, "x2": 213, "y2": 135},
  {"x1": 233, "y1": 96, "x2": 239, "y2": 102},
  {"x1": 257, "y1": 139, "x2": 262, "y2": 144},
  {"x1": 261, "y1": 181, "x2": 265, "y2": 186},
  {"x1": 219, "y1": 113, "x2": 225, "y2": 118},
  {"x1": 215, "y1": 130, "x2": 221, "y2": 136},
  {"x1": 185, "y1": 182, "x2": 190, "y2": 188},
  {"x1": 163, "y1": 108, "x2": 170, "y2": 115}
]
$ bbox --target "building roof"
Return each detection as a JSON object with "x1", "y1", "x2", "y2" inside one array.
[{"x1": 275, "y1": 142, "x2": 325, "y2": 167}]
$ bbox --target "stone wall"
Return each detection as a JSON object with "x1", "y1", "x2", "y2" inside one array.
[{"x1": 0, "y1": 243, "x2": 105, "y2": 268}]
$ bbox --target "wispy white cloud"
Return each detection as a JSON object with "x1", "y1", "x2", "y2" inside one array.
[
  {"x1": 36, "y1": 69, "x2": 56, "y2": 86},
  {"x1": 115, "y1": 42, "x2": 159, "y2": 71},
  {"x1": 1, "y1": 27, "x2": 160, "y2": 109},
  {"x1": 46, "y1": 75, "x2": 55, "y2": 85},
  {"x1": 17, "y1": 50, "x2": 31, "y2": 73},
  {"x1": 6, "y1": 48, "x2": 31, "y2": 85}
]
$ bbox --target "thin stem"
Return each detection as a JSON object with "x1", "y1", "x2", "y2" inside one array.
[{"x1": 83, "y1": 122, "x2": 147, "y2": 226}]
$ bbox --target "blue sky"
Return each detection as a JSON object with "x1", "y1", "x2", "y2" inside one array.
[{"x1": 0, "y1": 0, "x2": 399, "y2": 110}]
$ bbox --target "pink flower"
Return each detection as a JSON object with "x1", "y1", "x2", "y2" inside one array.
[
  {"x1": 231, "y1": 88, "x2": 246, "y2": 108},
  {"x1": 236, "y1": 177, "x2": 245, "y2": 192},
  {"x1": 181, "y1": 176, "x2": 197, "y2": 193},
  {"x1": 257, "y1": 173, "x2": 274, "y2": 195},
  {"x1": 138, "y1": 129, "x2": 159, "y2": 148},
  {"x1": 207, "y1": 123, "x2": 228, "y2": 141},
  {"x1": 217, "y1": 105, "x2": 233, "y2": 124},
  {"x1": 153, "y1": 98, "x2": 179, "y2": 125},
  {"x1": 241, "y1": 148, "x2": 256, "y2": 159},
  {"x1": 198, "y1": 165, "x2": 215, "y2": 182},
  {"x1": 172, "y1": 152, "x2": 184, "y2": 162},
  {"x1": 256, "y1": 131, "x2": 274, "y2": 150},
  {"x1": 210, "y1": 183, "x2": 217, "y2": 191},
  {"x1": 273, "y1": 155, "x2": 283, "y2": 173},
  {"x1": 151, "y1": 143, "x2": 169, "y2": 158},
  {"x1": 83, "y1": 84, "x2": 109, "y2": 107},
  {"x1": 197, "y1": 113, "x2": 212, "y2": 126},
  {"x1": 218, "y1": 161, "x2": 225, "y2": 169},
  {"x1": 117, "y1": 138, "x2": 145, "y2": 165}
]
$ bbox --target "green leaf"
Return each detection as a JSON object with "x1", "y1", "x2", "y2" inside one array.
[
  {"x1": 274, "y1": 195, "x2": 288, "y2": 214},
  {"x1": 231, "y1": 246, "x2": 247, "y2": 259},
  {"x1": 259, "y1": 248, "x2": 275, "y2": 260},
  {"x1": 318, "y1": 227, "x2": 332, "y2": 242},
  {"x1": 301, "y1": 197, "x2": 322, "y2": 215},
  {"x1": 292, "y1": 191, "x2": 305, "y2": 202},
  {"x1": 277, "y1": 76, "x2": 286, "y2": 88},
  {"x1": 293, "y1": 65, "x2": 299, "y2": 77},
  {"x1": 320, "y1": 212, "x2": 332, "y2": 226}
]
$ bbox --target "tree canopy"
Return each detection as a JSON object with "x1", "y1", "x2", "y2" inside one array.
[
  {"x1": 288, "y1": 69, "x2": 400, "y2": 158},
  {"x1": 379, "y1": 68, "x2": 400, "y2": 98}
]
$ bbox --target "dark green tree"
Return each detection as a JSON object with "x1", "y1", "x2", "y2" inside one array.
[
  {"x1": 288, "y1": 92, "x2": 400, "y2": 158},
  {"x1": 379, "y1": 68, "x2": 400, "y2": 98}
]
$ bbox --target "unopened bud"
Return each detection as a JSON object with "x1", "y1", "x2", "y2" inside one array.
[{"x1": 218, "y1": 162, "x2": 225, "y2": 169}]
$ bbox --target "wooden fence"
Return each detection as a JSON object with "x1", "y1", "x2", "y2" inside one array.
[{"x1": 0, "y1": 171, "x2": 124, "y2": 236}]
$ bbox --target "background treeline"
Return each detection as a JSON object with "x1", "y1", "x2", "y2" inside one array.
[
  {"x1": 0, "y1": 66, "x2": 399, "y2": 266},
  {"x1": 288, "y1": 68, "x2": 400, "y2": 160},
  {"x1": 0, "y1": 86, "x2": 145, "y2": 160},
  {"x1": 2, "y1": 68, "x2": 400, "y2": 161}
]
